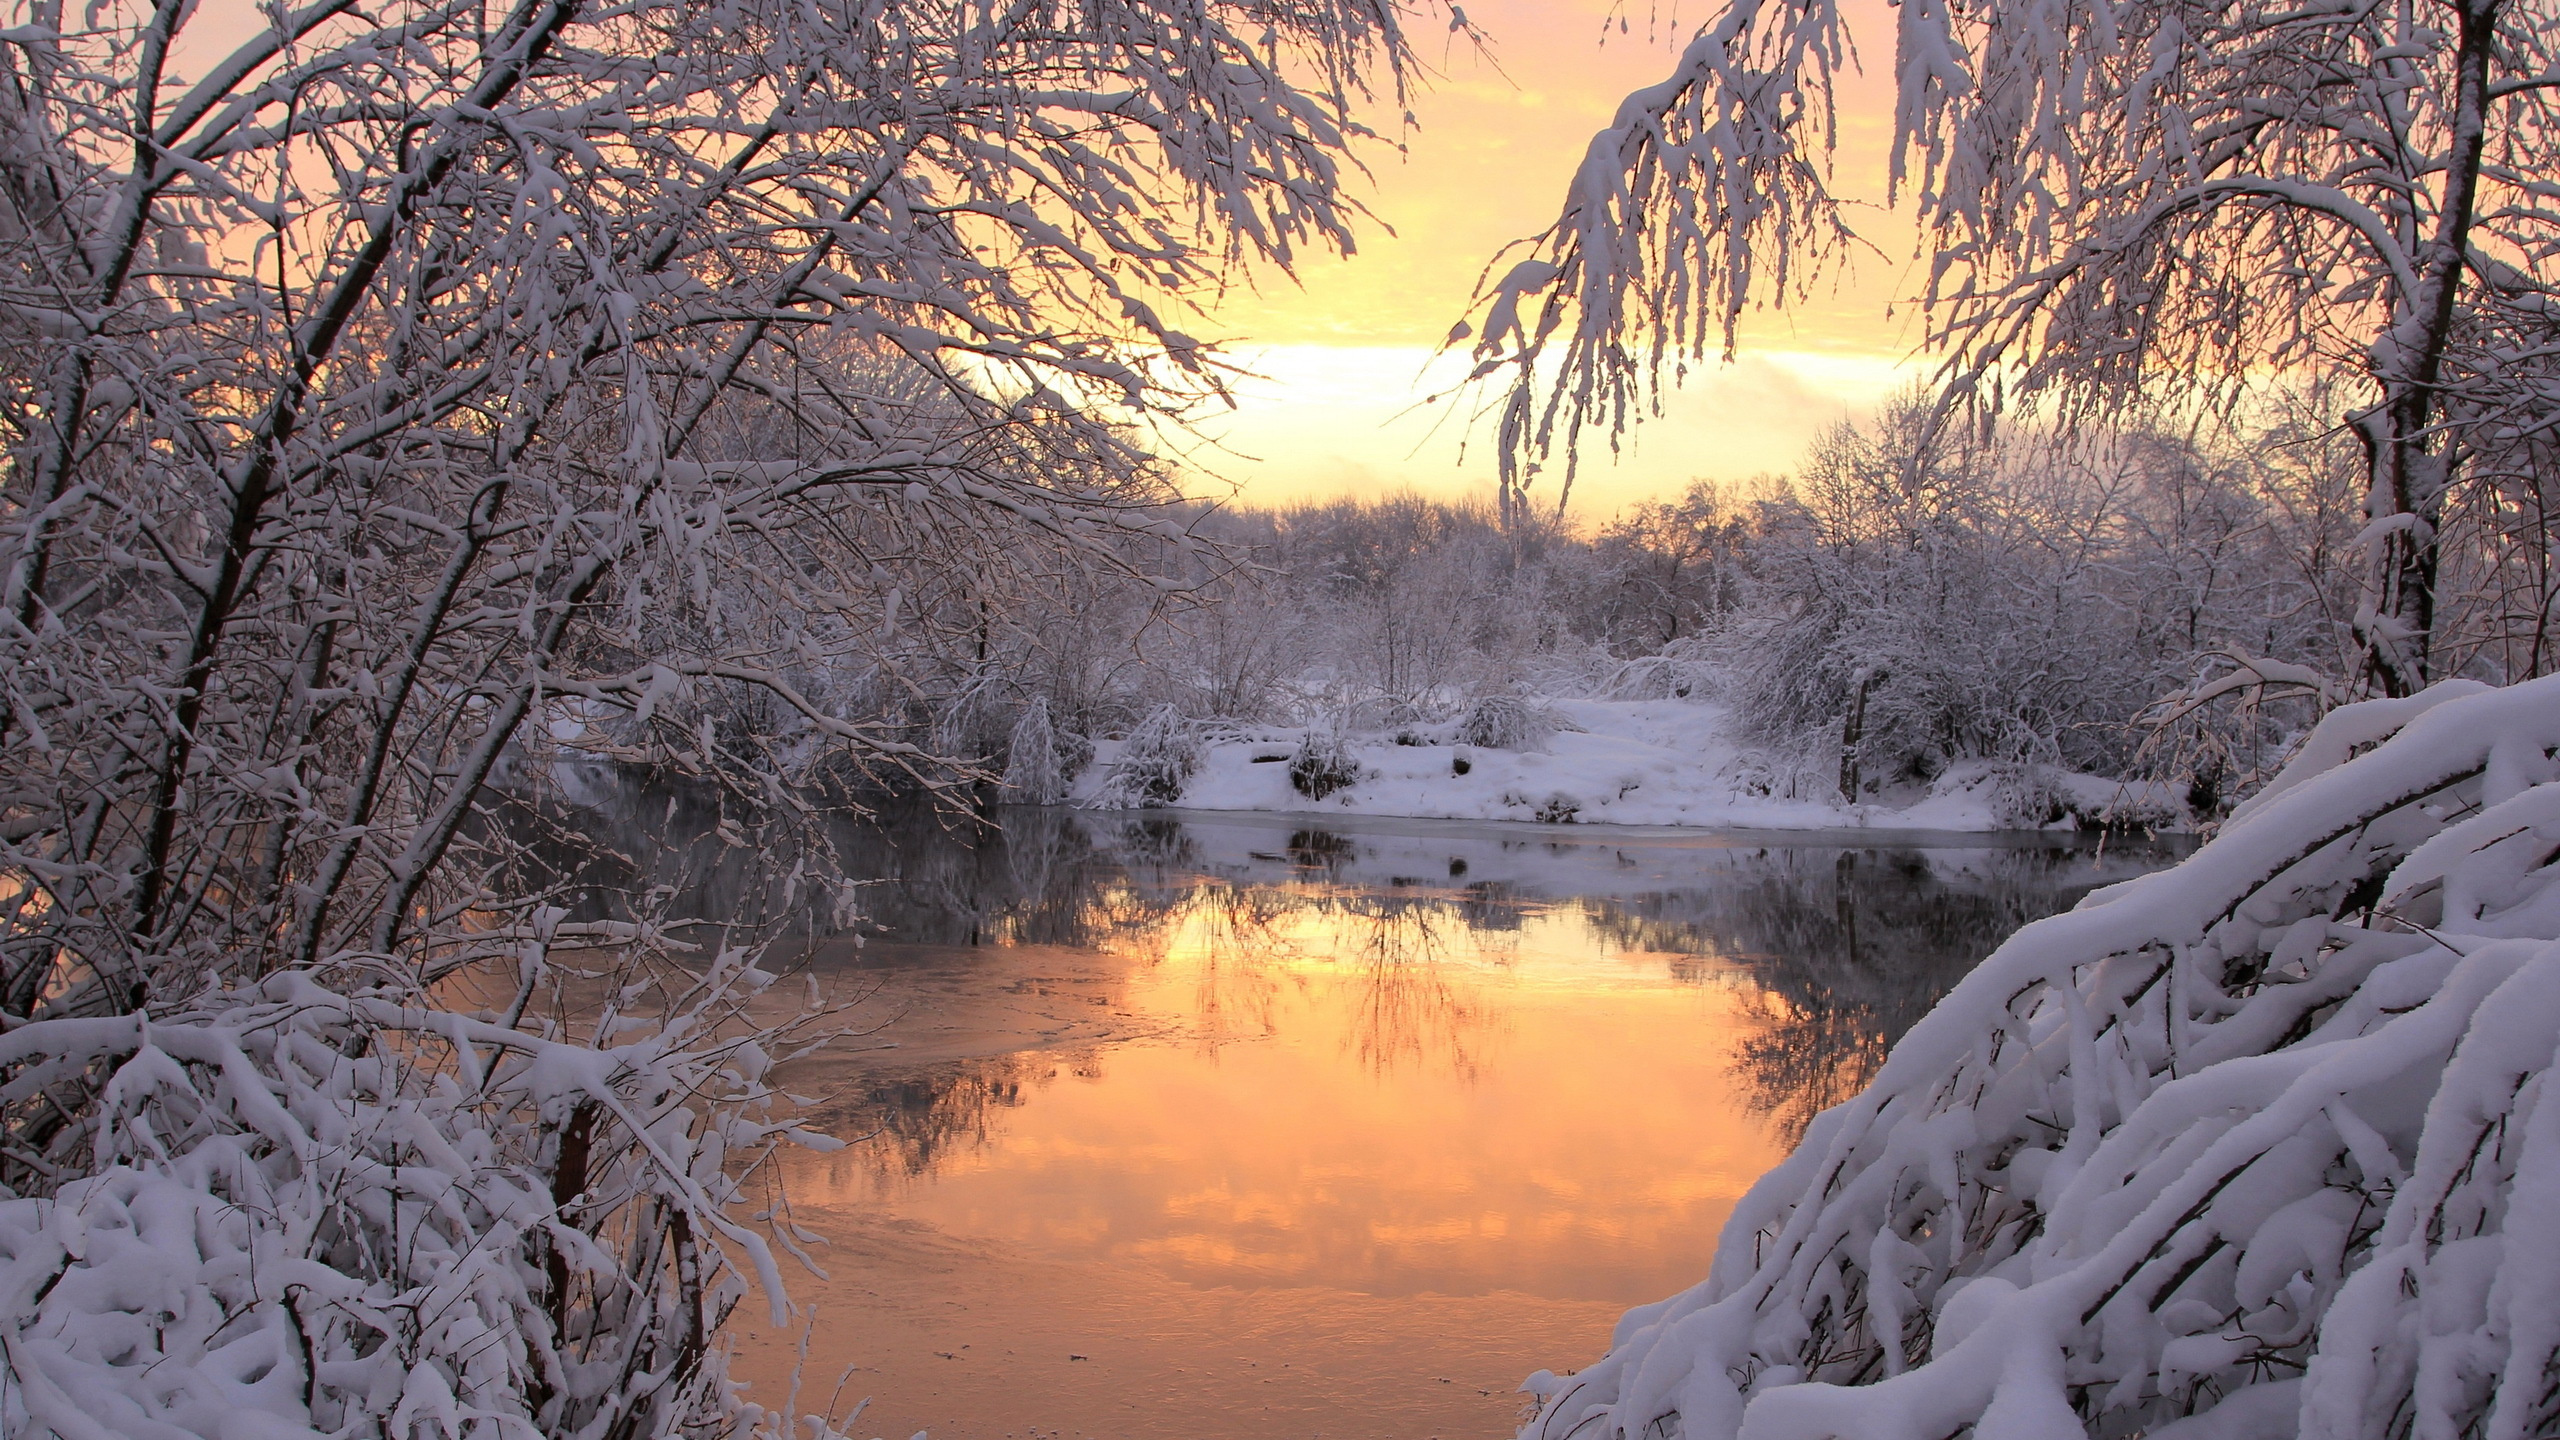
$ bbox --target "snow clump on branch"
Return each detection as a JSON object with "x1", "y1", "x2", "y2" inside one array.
[{"x1": 1519, "y1": 675, "x2": 2560, "y2": 1440}]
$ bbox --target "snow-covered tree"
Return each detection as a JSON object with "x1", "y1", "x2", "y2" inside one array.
[
  {"x1": 1001, "y1": 696, "x2": 1067, "y2": 805},
  {"x1": 1583, "y1": 481, "x2": 1756, "y2": 652},
  {"x1": 0, "y1": 0, "x2": 1421, "y2": 1432},
  {"x1": 0, "y1": 0, "x2": 1418, "y2": 1006},
  {"x1": 1467, "y1": 0, "x2": 2560, "y2": 698},
  {"x1": 1520, "y1": 676, "x2": 2560, "y2": 1440}
]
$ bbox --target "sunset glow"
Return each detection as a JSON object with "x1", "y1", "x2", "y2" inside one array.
[
  {"x1": 733, "y1": 891, "x2": 1805, "y2": 1440},
  {"x1": 1187, "y1": 0, "x2": 1926, "y2": 519}
]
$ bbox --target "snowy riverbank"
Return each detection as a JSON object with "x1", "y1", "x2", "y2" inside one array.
[{"x1": 1072, "y1": 698, "x2": 2189, "y2": 833}]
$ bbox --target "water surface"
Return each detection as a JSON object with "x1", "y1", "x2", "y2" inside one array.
[{"x1": 530, "y1": 779, "x2": 2182, "y2": 1440}]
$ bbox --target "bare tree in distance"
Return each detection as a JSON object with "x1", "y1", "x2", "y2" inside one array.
[{"x1": 1461, "y1": 0, "x2": 2560, "y2": 697}]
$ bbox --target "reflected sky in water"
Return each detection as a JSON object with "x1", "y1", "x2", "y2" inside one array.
[
  {"x1": 802, "y1": 904, "x2": 1776, "y2": 1304},
  {"x1": 518, "y1": 774, "x2": 2184, "y2": 1440}
]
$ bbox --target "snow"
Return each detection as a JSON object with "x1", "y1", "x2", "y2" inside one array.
[
  {"x1": 0, "y1": 965, "x2": 860, "y2": 1440},
  {"x1": 1075, "y1": 699, "x2": 2187, "y2": 833},
  {"x1": 1512, "y1": 674, "x2": 2560, "y2": 1440}
]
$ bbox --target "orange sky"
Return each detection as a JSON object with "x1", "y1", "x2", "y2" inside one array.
[
  {"x1": 1181, "y1": 0, "x2": 1928, "y2": 522},
  {"x1": 164, "y1": 0, "x2": 1922, "y2": 524}
]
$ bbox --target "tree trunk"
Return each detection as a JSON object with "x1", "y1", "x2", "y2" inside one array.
[
  {"x1": 2353, "y1": 0, "x2": 2500, "y2": 697},
  {"x1": 1839, "y1": 667, "x2": 1880, "y2": 802}
]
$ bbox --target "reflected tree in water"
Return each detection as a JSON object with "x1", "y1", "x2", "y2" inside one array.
[
  {"x1": 1581, "y1": 846, "x2": 2144, "y2": 1141},
  {"x1": 1203, "y1": 824, "x2": 1498, "y2": 1078},
  {"x1": 857, "y1": 1061, "x2": 1028, "y2": 1177},
  {"x1": 1155, "y1": 879, "x2": 1293, "y2": 1050},
  {"x1": 510, "y1": 774, "x2": 1194, "y2": 955},
  {"x1": 799, "y1": 1046, "x2": 1110, "y2": 1182},
  {"x1": 515, "y1": 776, "x2": 2172, "y2": 1164},
  {"x1": 1132, "y1": 864, "x2": 1490, "y2": 1079},
  {"x1": 1457, "y1": 879, "x2": 1530, "y2": 935},
  {"x1": 1331, "y1": 897, "x2": 1486, "y2": 1081}
]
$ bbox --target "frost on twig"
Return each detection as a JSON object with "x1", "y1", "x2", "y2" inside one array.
[{"x1": 1521, "y1": 676, "x2": 2560, "y2": 1440}]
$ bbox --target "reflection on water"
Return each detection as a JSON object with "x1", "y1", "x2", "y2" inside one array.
[
  {"x1": 1578, "y1": 847, "x2": 2096, "y2": 1141},
  {"x1": 518, "y1": 769, "x2": 2184, "y2": 1440},
  {"x1": 860, "y1": 1056, "x2": 1037, "y2": 1179}
]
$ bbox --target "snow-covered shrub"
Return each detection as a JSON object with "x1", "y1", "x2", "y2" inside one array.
[
  {"x1": 1055, "y1": 727, "x2": 1097, "y2": 786},
  {"x1": 1289, "y1": 725, "x2": 1367, "y2": 801},
  {"x1": 1688, "y1": 404, "x2": 2357, "y2": 794},
  {"x1": 1934, "y1": 763, "x2": 2192, "y2": 833},
  {"x1": 1088, "y1": 705, "x2": 1200, "y2": 808},
  {"x1": 1520, "y1": 676, "x2": 2560, "y2": 1440},
  {"x1": 1511, "y1": 643, "x2": 1623, "y2": 700},
  {"x1": 1457, "y1": 695, "x2": 1557, "y2": 750},
  {"x1": 1984, "y1": 763, "x2": 2073, "y2": 827},
  {"x1": 1719, "y1": 749, "x2": 1838, "y2": 804},
  {"x1": 1532, "y1": 792, "x2": 1582, "y2": 824},
  {"x1": 0, "y1": 950, "x2": 852, "y2": 1440},
  {"x1": 1604, "y1": 636, "x2": 1722, "y2": 701},
  {"x1": 2066, "y1": 778, "x2": 2187, "y2": 834},
  {"x1": 1001, "y1": 697, "x2": 1067, "y2": 804}
]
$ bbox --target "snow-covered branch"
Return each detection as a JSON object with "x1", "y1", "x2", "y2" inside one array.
[
  {"x1": 1520, "y1": 675, "x2": 2560, "y2": 1440},
  {"x1": 1471, "y1": 0, "x2": 2560, "y2": 694}
]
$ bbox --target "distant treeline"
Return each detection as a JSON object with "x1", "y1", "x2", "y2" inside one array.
[{"x1": 605, "y1": 387, "x2": 2551, "y2": 811}]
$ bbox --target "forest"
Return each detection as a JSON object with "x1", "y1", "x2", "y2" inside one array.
[
  {"x1": 2, "y1": 0, "x2": 2558, "y2": 1436},
  {"x1": 772, "y1": 390, "x2": 2545, "y2": 821}
]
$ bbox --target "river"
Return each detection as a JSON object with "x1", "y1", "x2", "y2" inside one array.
[{"x1": 523, "y1": 769, "x2": 2186, "y2": 1440}]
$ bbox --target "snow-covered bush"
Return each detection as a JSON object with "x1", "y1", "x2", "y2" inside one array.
[
  {"x1": 1520, "y1": 676, "x2": 2560, "y2": 1440},
  {"x1": 1930, "y1": 763, "x2": 2191, "y2": 833},
  {"x1": 1532, "y1": 792, "x2": 1582, "y2": 824},
  {"x1": 1001, "y1": 697, "x2": 1068, "y2": 804},
  {"x1": 1088, "y1": 705, "x2": 1200, "y2": 808},
  {"x1": 1289, "y1": 725, "x2": 1366, "y2": 801},
  {"x1": 0, "y1": 949, "x2": 852, "y2": 1440},
  {"x1": 1696, "y1": 405, "x2": 2349, "y2": 795},
  {"x1": 1605, "y1": 636, "x2": 1722, "y2": 701},
  {"x1": 1984, "y1": 763, "x2": 2073, "y2": 827},
  {"x1": 1457, "y1": 695, "x2": 1558, "y2": 751}
]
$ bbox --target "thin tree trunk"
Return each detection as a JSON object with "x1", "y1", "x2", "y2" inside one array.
[
  {"x1": 123, "y1": 0, "x2": 585, "y2": 982},
  {"x1": 1840, "y1": 667, "x2": 1880, "y2": 802},
  {"x1": 2353, "y1": 0, "x2": 2500, "y2": 697}
]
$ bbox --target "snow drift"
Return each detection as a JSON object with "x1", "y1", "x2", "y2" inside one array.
[{"x1": 1520, "y1": 675, "x2": 2560, "y2": 1440}]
